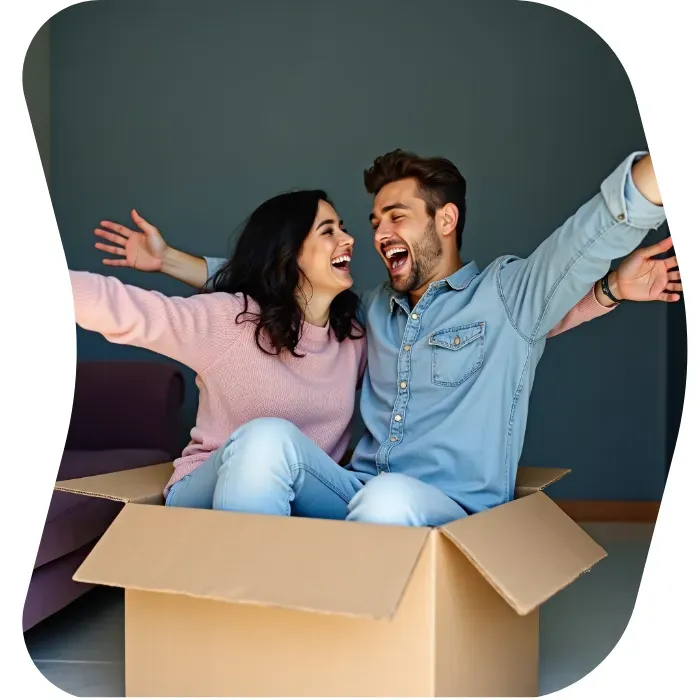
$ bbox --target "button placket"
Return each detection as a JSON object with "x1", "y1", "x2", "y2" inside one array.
[{"x1": 375, "y1": 287, "x2": 437, "y2": 473}]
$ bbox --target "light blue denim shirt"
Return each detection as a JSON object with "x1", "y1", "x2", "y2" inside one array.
[{"x1": 204, "y1": 151, "x2": 666, "y2": 513}]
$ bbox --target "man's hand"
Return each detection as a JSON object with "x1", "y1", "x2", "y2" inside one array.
[
  {"x1": 596, "y1": 236, "x2": 682, "y2": 306},
  {"x1": 94, "y1": 210, "x2": 169, "y2": 272}
]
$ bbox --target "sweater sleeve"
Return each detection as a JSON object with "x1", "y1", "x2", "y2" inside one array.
[
  {"x1": 546, "y1": 284, "x2": 616, "y2": 339},
  {"x1": 70, "y1": 270, "x2": 239, "y2": 373}
]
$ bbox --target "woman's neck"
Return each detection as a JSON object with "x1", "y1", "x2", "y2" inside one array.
[{"x1": 298, "y1": 292, "x2": 332, "y2": 328}]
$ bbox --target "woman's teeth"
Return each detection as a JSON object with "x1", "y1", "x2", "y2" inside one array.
[{"x1": 331, "y1": 254, "x2": 351, "y2": 272}]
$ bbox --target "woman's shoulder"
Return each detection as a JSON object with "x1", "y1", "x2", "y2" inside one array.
[
  {"x1": 338, "y1": 324, "x2": 367, "y2": 358},
  {"x1": 203, "y1": 291, "x2": 261, "y2": 316}
]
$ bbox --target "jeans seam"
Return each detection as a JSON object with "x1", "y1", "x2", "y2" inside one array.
[{"x1": 289, "y1": 462, "x2": 355, "y2": 505}]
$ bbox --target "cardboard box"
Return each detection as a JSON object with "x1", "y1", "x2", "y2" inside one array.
[{"x1": 54, "y1": 463, "x2": 606, "y2": 697}]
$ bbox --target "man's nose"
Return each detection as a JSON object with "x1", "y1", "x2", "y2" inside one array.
[{"x1": 374, "y1": 223, "x2": 392, "y2": 245}]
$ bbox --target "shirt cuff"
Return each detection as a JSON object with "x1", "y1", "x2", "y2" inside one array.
[
  {"x1": 202, "y1": 256, "x2": 227, "y2": 289},
  {"x1": 601, "y1": 151, "x2": 666, "y2": 231}
]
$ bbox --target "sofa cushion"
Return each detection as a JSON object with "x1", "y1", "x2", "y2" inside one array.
[
  {"x1": 56, "y1": 448, "x2": 173, "y2": 482},
  {"x1": 24, "y1": 541, "x2": 99, "y2": 631},
  {"x1": 36, "y1": 449, "x2": 172, "y2": 568}
]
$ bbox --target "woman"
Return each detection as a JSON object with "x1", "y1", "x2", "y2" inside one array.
[{"x1": 73, "y1": 192, "x2": 677, "y2": 522}]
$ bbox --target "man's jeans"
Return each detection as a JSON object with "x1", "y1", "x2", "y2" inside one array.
[{"x1": 165, "y1": 418, "x2": 467, "y2": 527}]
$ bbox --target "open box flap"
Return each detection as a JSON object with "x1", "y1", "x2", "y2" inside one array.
[
  {"x1": 439, "y1": 491, "x2": 607, "y2": 616},
  {"x1": 514, "y1": 466, "x2": 571, "y2": 498},
  {"x1": 74, "y1": 502, "x2": 430, "y2": 620},
  {"x1": 55, "y1": 462, "x2": 173, "y2": 505}
]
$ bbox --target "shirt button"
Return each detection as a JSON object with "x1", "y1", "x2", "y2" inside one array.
[
  {"x1": 411, "y1": 313, "x2": 419, "y2": 320},
  {"x1": 400, "y1": 381, "x2": 407, "y2": 389},
  {"x1": 404, "y1": 344, "x2": 411, "y2": 351},
  {"x1": 617, "y1": 213, "x2": 625, "y2": 221},
  {"x1": 453, "y1": 337, "x2": 461, "y2": 345},
  {"x1": 390, "y1": 436, "x2": 398, "y2": 442},
  {"x1": 394, "y1": 414, "x2": 402, "y2": 422}
]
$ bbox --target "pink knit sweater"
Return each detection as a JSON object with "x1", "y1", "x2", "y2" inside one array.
[{"x1": 69, "y1": 271, "x2": 612, "y2": 494}]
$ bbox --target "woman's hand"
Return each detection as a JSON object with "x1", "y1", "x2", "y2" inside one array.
[{"x1": 94, "y1": 209, "x2": 169, "y2": 272}]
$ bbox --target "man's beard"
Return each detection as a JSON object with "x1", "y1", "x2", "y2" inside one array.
[{"x1": 390, "y1": 219, "x2": 442, "y2": 294}]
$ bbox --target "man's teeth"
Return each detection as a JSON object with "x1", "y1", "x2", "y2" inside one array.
[{"x1": 385, "y1": 247, "x2": 408, "y2": 259}]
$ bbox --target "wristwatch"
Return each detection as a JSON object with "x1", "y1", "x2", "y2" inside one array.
[{"x1": 601, "y1": 272, "x2": 624, "y2": 305}]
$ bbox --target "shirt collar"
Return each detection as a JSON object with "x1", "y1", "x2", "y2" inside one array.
[
  {"x1": 389, "y1": 261, "x2": 480, "y2": 311},
  {"x1": 445, "y1": 261, "x2": 480, "y2": 290}
]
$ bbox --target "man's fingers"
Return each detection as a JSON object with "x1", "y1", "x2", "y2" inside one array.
[
  {"x1": 102, "y1": 258, "x2": 129, "y2": 267},
  {"x1": 94, "y1": 228, "x2": 128, "y2": 245},
  {"x1": 100, "y1": 221, "x2": 136, "y2": 238},
  {"x1": 95, "y1": 242, "x2": 126, "y2": 256},
  {"x1": 645, "y1": 236, "x2": 674, "y2": 257},
  {"x1": 664, "y1": 255, "x2": 679, "y2": 270}
]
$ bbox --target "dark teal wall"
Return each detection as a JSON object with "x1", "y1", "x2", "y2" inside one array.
[{"x1": 47, "y1": 0, "x2": 678, "y2": 500}]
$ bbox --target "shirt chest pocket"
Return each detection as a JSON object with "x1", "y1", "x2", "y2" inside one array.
[{"x1": 428, "y1": 322, "x2": 485, "y2": 387}]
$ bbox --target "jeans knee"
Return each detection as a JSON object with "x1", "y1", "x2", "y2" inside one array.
[
  {"x1": 230, "y1": 417, "x2": 302, "y2": 447},
  {"x1": 218, "y1": 417, "x2": 303, "y2": 488},
  {"x1": 347, "y1": 474, "x2": 426, "y2": 527}
]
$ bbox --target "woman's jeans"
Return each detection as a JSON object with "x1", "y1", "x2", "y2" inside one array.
[{"x1": 165, "y1": 418, "x2": 467, "y2": 527}]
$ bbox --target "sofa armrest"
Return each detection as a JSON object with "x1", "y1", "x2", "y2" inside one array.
[{"x1": 64, "y1": 361, "x2": 185, "y2": 457}]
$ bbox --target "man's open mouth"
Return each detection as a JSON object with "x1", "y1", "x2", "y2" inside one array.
[
  {"x1": 331, "y1": 254, "x2": 352, "y2": 273},
  {"x1": 384, "y1": 246, "x2": 410, "y2": 273}
]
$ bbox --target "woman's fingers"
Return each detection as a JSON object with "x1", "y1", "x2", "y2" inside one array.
[
  {"x1": 99, "y1": 221, "x2": 136, "y2": 238},
  {"x1": 95, "y1": 242, "x2": 126, "y2": 256}
]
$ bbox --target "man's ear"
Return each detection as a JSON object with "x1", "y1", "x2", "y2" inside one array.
[{"x1": 437, "y1": 203, "x2": 459, "y2": 237}]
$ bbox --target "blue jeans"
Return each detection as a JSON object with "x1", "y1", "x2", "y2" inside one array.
[{"x1": 165, "y1": 418, "x2": 467, "y2": 527}]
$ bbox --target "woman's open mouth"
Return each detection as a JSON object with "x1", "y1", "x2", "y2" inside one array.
[
  {"x1": 331, "y1": 254, "x2": 352, "y2": 274},
  {"x1": 384, "y1": 246, "x2": 410, "y2": 275}
]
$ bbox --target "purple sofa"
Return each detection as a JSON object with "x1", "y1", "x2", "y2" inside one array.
[{"x1": 23, "y1": 361, "x2": 185, "y2": 631}]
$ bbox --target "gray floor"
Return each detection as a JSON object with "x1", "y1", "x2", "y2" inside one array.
[{"x1": 24, "y1": 521, "x2": 654, "y2": 697}]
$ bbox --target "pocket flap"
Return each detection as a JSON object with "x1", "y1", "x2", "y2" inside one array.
[{"x1": 429, "y1": 322, "x2": 484, "y2": 351}]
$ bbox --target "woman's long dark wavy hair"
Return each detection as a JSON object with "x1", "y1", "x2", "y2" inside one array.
[{"x1": 206, "y1": 190, "x2": 364, "y2": 358}]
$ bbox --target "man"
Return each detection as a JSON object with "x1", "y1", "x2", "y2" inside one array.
[{"x1": 94, "y1": 150, "x2": 677, "y2": 524}]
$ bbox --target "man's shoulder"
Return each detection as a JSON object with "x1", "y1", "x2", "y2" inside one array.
[
  {"x1": 484, "y1": 254, "x2": 523, "y2": 272},
  {"x1": 475, "y1": 254, "x2": 526, "y2": 287}
]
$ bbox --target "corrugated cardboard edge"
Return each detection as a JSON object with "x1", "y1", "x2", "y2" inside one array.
[{"x1": 54, "y1": 462, "x2": 172, "y2": 505}]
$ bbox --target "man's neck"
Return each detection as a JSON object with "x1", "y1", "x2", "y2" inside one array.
[{"x1": 408, "y1": 257, "x2": 464, "y2": 307}]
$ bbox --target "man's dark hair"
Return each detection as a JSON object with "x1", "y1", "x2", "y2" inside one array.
[{"x1": 363, "y1": 149, "x2": 467, "y2": 249}]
